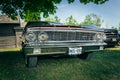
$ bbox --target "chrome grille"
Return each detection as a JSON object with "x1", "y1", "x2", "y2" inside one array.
[
  {"x1": 46, "y1": 31, "x2": 95, "y2": 41},
  {"x1": 105, "y1": 33, "x2": 118, "y2": 38}
]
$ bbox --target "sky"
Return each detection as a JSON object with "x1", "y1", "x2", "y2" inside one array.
[{"x1": 43, "y1": 0, "x2": 120, "y2": 28}]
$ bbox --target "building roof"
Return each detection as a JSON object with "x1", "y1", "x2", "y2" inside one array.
[{"x1": 0, "y1": 15, "x2": 20, "y2": 23}]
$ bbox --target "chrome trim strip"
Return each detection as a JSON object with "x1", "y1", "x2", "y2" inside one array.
[
  {"x1": 27, "y1": 52, "x2": 66, "y2": 55},
  {"x1": 24, "y1": 42, "x2": 107, "y2": 48},
  {"x1": 27, "y1": 28, "x2": 103, "y2": 33}
]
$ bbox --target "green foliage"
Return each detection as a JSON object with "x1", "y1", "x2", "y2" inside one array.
[
  {"x1": 80, "y1": 13, "x2": 102, "y2": 27},
  {"x1": 118, "y1": 23, "x2": 120, "y2": 31},
  {"x1": 24, "y1": 10, "x2": 41, "y2": 22},
  {"x1": 118, "y1": 27, "x2": 120, "y2": 31},
  {"x1": 45, "y1": 16, "x2": 60, "y2": 22},
  {"x1": 64, "y1": 15, "x2": 79, "y2": 26},
  {"x1": 54, "y1": 16, "x2": 61, "y2": 22},
  {"x1": 0, "y1": 0, "x2": 108, "y2": 20},
  {"x1": 79, "y1": 0, "x2": 108, "y2": 4}
]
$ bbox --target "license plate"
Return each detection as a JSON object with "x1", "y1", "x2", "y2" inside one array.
[
  {"x1": 69, "y1": 47, "x2": 82, "y2": 55},
  {"x1": 33, "y1": 48, "x2": 41, "y2": 54},
  {"x1": 112, "y1": 38, "x2": 116, "y2": 41}
]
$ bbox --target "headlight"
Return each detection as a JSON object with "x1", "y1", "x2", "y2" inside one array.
[
  {"x1": 94, "y1": 33, "x2": 102, "y2": 41},
  {"x1": 101, "y1": 33, "x2": 107, "y2": 40},
  {"x1": 38, "y1": 32, "x2": 48, "y2": 41},
  {"x1": 25, "y1": 32, "x2": 36, "y2": 42}
]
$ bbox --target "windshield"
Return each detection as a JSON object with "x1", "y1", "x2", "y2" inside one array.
[
  {"x1": 49, "y1": 22, "x2": 63, "y2": 26},
  {"x1": 25, "y1": 22, "x2": 50, "y2": 27},
  {"x1": 26, "y1": 21, "x2": 63, "y2": 27},
  {"x1": 24, "y1": 21, "x2": 64, "y2": 31}
]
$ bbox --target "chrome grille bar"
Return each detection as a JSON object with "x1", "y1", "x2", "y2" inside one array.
[{"x1": 105, "y1": 33, "x2": 118, "y2": 38}]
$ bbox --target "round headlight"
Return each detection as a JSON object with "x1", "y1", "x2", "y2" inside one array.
[
  {"x1": 25, "y1": 32, "x2": 36, "y2": 42},
  {"x1": 38, "y1": 32, "x2": 48, "y2": 41},
  {"x1": 101, "y1": 33, "x2": 107, "y2": 40},
  {"x1": 94, "y1": 33, "x2": 102, "y2": 41}
]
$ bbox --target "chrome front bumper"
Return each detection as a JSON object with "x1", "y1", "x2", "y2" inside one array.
[{"x1": 22, "y1": 42, "x2": 106, "y2": 56}]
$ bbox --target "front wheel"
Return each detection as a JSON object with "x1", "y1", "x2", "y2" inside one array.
[
  {"x1": 26, "y1": 56, "x2": 38, "y2": 68},
  {"x1": 77, "y1": 52, "x2": 93, "y2": 60}
]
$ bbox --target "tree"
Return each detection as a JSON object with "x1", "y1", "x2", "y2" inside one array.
[
  {"x1": 45, "y1": 17, "x2": 54, "y2": 22},
  {"x1": 64, "y1": 15, "x2": 78, "y2": 26},
  {"x1": 54, "y1": 16, "x2": 60, "y2": 22},
  {"x1": 24, "y1": 11, "x2": 41, "y2": 22},
  {"x1": 118, "y1": 27, "x2": 120, "y2": 31},
  {"x1": 80, "y1": 14, "x2": 102, "y2": 27},
  {"x1": 118, "y1": 23, "x2": 120, "y2": 31},
  {"x1": 0, "y1": 0, "x2": 108, "y2": 20},
  {"x1": 45, "y1": 16, "x2": 60, "y2": 22}
]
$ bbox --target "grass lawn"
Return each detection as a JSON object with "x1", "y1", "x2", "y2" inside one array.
[{"x1": 0, "y1": 46, "x2": 120, "y2": 80}]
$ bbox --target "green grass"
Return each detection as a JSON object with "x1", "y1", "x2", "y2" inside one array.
[
  {"x1": 0, "y1": 46, "x2": 120, "y2": 80},
  {"x1": 0, "y1": 48, "x2": 21, "y2": 52}
]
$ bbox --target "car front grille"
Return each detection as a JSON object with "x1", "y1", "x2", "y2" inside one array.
[
  {"x1": 27, "y1": 27, "x2": 100, "y2": 42},
  {"x1": 105, "y1": 33, "x2": 118, "y2": 38},
  {"x1": 46, "y1": 31, "x2": 95, "y2": 41}
]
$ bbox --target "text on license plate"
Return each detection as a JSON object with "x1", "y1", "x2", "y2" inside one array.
[{"x1": 69, "y1": 47, "x2": 82, "y2": 55}]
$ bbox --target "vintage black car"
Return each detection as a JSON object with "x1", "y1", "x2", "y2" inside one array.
[
  {"x1": 21, "y1": 21, "x2": 106, "y2": 67},
  {"x1": 104, "y1": 29, "x2": 119, "y2": 47},
  {"x1": 81, "y1": 24, "x2": 119, "y2": 47}
]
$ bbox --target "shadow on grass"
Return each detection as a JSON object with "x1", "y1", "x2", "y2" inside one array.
[
  {"x1": 0, "y1": 51, "x2": 77, "y2": 80},
  {"x1": 0, "y1": 51, "x2": 39, "y2": 80}
]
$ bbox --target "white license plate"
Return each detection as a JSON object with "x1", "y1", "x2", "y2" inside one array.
[
  {"x1": 33, "y1": 48, "x2": 41, "y2": 54},
  {"x1": 69, "y1": 47, "x2": 82, "y2": 55},
  {"x1": 112, "y1": 38, "x2": 116, "y2": 41}
]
